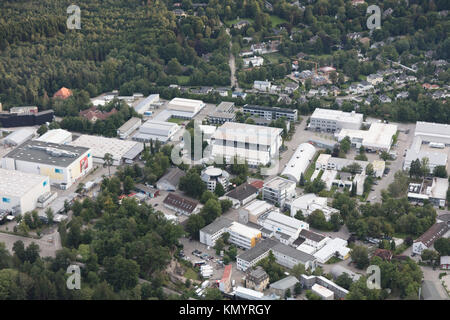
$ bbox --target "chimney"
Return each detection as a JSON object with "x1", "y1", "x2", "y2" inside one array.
[{"x1": 0, "y1": 102, "x2": 2, "y2": 112}]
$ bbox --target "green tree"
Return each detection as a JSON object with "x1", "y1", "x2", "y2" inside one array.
[
  {"x1": 351, "y1": 245, "x2": 370, "y2": 270},
  {"x1": 103, "y1": 153, "x2": 114, "y2": 177}
]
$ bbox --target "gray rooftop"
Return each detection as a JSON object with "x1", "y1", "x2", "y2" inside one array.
[
  {"x1": 157, "y1": 167, "x2": 186, "y2": 187},
  {"x1": 237, "y1": 238, "x2": 278, "y2": 262},
  {"x1": 269, "y1": 276, "x2": 299, "y2": 290},
  {"x1": 300, "y1": 229, "x2": 326, "y2": 243},
  {"x1": 200, "y1": 217, "x2": 233, "y2": 235},
  {"x1": 3, "y1": 140, "x2": 89, "y2": 168},
  {"x1": 272, "y1": 242, "x2": 316, "y2": 264}
]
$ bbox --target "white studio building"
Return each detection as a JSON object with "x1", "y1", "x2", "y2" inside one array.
[
  {"x1": 201, "y1": 166, "x2": 230, "y2": 192},
  {"x1": 415, "y1": 121, "x2": 450, "y2": 145},
  {"x1": 117, "y1": 117, "x2": 142, "y2": 139},
  {"x1": 2, "y1": 128, "x2": 35, "y2": 146},
  {"x1": 336, "y1": 122, "x2": 398, "y2": 152},
  {"x1": 133, "y1": 94, "x2": 160, "y2": 114},
  {"x1": 281, "y1": 143, "x2": 316, "y2": 183},
  {"x1": 289, "y1": 194, "x2": 340, "y2": 221},
  {"x1": 313, "y1": 238, "x2": 351, "y2": 263},
  {"x1": 0, "y1": 168, "x2": 51, "y2": 215},
  {"x1": 166, "y1": 97, "x2": 205, "y2": 119},
  {"x1": 199, "y1": 217, "x2": 262, "y2": 250},
  {"x1": 262, "y1": 176, "x2": 297, "y2": 207},
  {"x1": 1, "y1": 140, "x2": 93, "y2": 189},
  {"x1": 36, "y1": 129, "x2": 72, "y2": 144},
  {"x1": 243, "y1": 56, "x2": 264, "y2": 67},
  {"x1": 210, "y1": 122, "x2": 283, "y2": 167},
  {"x1": 309, "y1": 109, "x2": 364, "y2": 132},
  {"x1": 403, "y1": 136, "x2": 448, "y2": 171},
  {"x1": 257, "y1": 210, "x2": 309, "y2": 245},
  {"x1": 133, "y1": 120, "x2": 180, "y2": 143},
  {"x1": 69, "y1": 134, "x2": 144, "y2": 165}
]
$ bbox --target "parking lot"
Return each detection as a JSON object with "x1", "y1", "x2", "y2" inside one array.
[{"x1": 179, "y1": 237, "x2": 246, "y2": 286}]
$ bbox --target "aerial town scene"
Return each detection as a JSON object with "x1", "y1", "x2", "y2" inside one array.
[{"x1": 0, "y1": 0, "x2": 449, "y2": 306}]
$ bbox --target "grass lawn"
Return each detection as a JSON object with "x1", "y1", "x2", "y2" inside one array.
[
  {"x1": 168, "y1": 117, "x2": 186, "y2": 124},
  {"x1": 184, "y1": 268, "x2": 200, "y2": 281},
  {"x1": 270, "y1": 15, "x2": 288, "y2": 27},
  {"x1": 304, "y1": 151, "x2": 322, "y2": 181},
  {"x1": 264, "y1": 52, "x2": 290, "y2": 65},
  {"x1": 326, "y1": 256, "x2": 343, "y2": 264},
  {"x1": 176, "y1": 75, "x2": 190, "y2": 85}
]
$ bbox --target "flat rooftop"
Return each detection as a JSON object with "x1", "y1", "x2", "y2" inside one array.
[
  {"x1": 0, "y1": 168, "x2": 47, "y2": 197},
  {"x1": 264, "y1": 176, "x2": 296, "y2": 190},
  {"x1": 69, "y1": 134, "x2": 141, "y2": 161},
  {"x1": 311, "y1": 108, "x2": 363, "y2": 123},
  {"x1": 3, "y1": 140, "x2": 89, "y2": 167},
  {"x1": 118, "y1": 117, "x2": 141, "y2": 133},
  {"x1": 213, "y1": 122, "x2": 282, "y2": 145}
]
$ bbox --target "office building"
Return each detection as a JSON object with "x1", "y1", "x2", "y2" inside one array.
[
  {"x1": 309, "y1": 108, "x2": 363, "y2": 132},
  {"x1": 262, "y1": 176, "x2": 297, "y2": 207},
  {"x1": 1, "y1": 140, "x2": 92, "y2": 189},
  {"x1": 0, "y1": 168, "x2": 51, "y2": 215},
  {"x1": 242, "y1": 105, "x2": 298, "y2": 122},
  {"x1": 211, "y1": 122, "x2": 283, "y2": 166}
]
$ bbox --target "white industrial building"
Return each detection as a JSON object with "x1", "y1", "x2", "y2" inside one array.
[
  {"x1": 166, "y1": 97, "x2": 205, "y2": 119},
  {"x1": 243, "y1": 56, "x2": 264, "y2": 67},
  {"x1": 1, "y1": 140, "x2": 92, "y2": 189},
  {"x1": 415, "y1": 121, "x2": 450, "y2": 145},
  {"x1": 262, "y1": 176, "x2": 297, "y2": 207},
  {"x1": 0, "y1": 168, "x2": 51, "y2": 215},
  {"x1": 2, "y1": 128, "x2": 35, "y2": 146},
  {"x1": 403, "y1": 136, "x2": 448, "y2": 171},
  {"x1": 201, "y1": 166, "x2": 230, "y2": 192},
  {"x1": 289, "y1": 194, "x2": 340, "y2": 221},
  {"x1": 238, "y1": 200, "x2": 276, "y2": 225},
  {"x1": 315, "y1": 154, "x2": 368, "y2": 173},
  {"x1": 309, "y1": 108, "x2": 363, "y2": 132},
  {"x1": 133, "y1": 94, "x2": 160, "y2": 114},
  {"x1": 281, "y1": 143, "x2": 316, "y2": 183},
  {"x1": 336, "y1": 122, "x2": 398, "y2": 152},
  {"x1": 36, "y1": 129, "x2": 72, "y2": 144},
  {"x1": 312, "y1": 284, "x2": 334, "y2": 300},
  {"x1": 257, "y1": 210, "x2": 309, "y2": 245},
  {"x1": 199, "y1": 217, "x2": 262, "y2": 250},
  {"x1": 69, "y1": 135, "x2": 143, "y2": 165},
  {"x1": 236, "y1": 238, "x2": 317, "y2": 272},
  {"x1": 117, "y1": 117, "x2": 142, "y2": 139},
  {"x1": 408, "y1": 178, "x2": 449, "y2": 207},
  {"x1": 314, "y1": 238, "x2": 351, "y2": 263},
  {"x1": 133, "y1": 120, "x2": 180, "y2": 143},
  {"x1": 210, "y1": 122, "x2": 283, "y2": 166}
]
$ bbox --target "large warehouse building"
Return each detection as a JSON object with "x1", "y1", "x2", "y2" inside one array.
[
  {"x1": 132, "y1": 120, "x2": 180, "y2": 143},
  {"x1": 336, "y1": 122, "x2": 398, "y2": 152},
  {"x1": 281, "y1": 143, "x2": 316, "y2": 183},
  {"x1": 2, "y1": 128, "x2": 35, "y2": 146},
  {"x1": 36, "y1": 129, "x2": 72, "y2": 144},
  {"x1": 210, "y1": 122, "x2": 283, "y2": 166},
  {"x1": 1, "y1": 140, "x2": 92, "y2": 189},
  {"x1": 166, "y1": 97, "x2": 205, "y2": 119},
  {"x1": 0, "y1": 168, "x2": 51, "y2": 215},
  {"x1": 415, "y1": 121, "x2": 450, "y2": 145},
  {"x1": 309, "y1": 109, "x2": 363, "y2": 132},
  {"x1": 117, "y1": 117, "x2": 142, "y2": 139},
  {"x1": 69, "y1": 135, "x2": 144, "y2": 166}
]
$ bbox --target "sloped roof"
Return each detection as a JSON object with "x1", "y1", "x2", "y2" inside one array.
[{"x1": 53, "y1": 87, "x2": 73, "y2": 99}]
